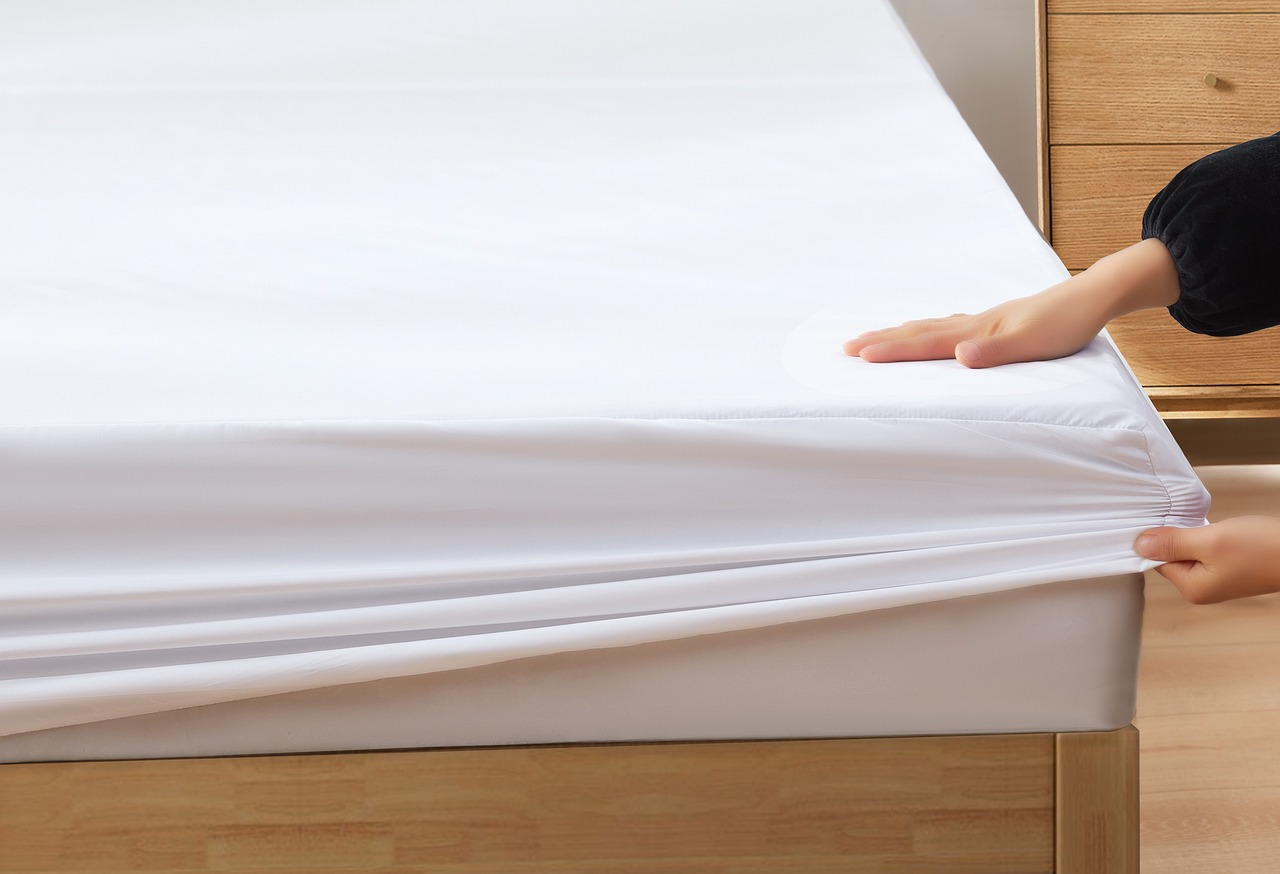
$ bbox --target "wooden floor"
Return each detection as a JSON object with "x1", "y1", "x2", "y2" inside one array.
[{"x1": 1137, "y1": 464, "x2": 1280, "y2": 873}]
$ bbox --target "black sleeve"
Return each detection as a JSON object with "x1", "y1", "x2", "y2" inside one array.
[{"x1": 1141, "y1": 132, "x2": 1280, "y2": 337}]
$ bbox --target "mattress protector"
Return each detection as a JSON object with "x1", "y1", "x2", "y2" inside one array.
[{"x1": 0, "y1": 0, "x2": 1207, "y2": 738}]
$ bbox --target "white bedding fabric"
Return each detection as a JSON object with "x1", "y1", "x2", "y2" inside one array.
[
  {"x1": 0, "y1": 576, "x2": 1146, "y2": 762},
  {"x1": 0, "y1": 0, "x2": 1207, "y2": 739}
]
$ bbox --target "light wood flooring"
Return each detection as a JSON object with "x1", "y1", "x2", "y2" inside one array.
[{"x1": 1137, "y1": 464, "x2": 1280, "y2": 872}]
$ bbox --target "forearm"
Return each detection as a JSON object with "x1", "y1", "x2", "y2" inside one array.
[
  {"x1": 1043, "y1": 237, "x2": 1181, "y2": 327},
  {"x1": 1086, "y1": 237, "x2": 1182, "y2": 321},
  {"x1": 845, "y1": 237, "x2": 1183, "y2": 367}
]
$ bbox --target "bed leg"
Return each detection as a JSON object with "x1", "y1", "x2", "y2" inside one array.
[{"x1": 1055, "y1": 724, "x2": 1139, "y2": 873}]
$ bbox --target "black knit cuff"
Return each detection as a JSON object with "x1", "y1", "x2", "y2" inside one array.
[{"x1": 1140, "y1": 133, "x2": 1280, "y2": 337}]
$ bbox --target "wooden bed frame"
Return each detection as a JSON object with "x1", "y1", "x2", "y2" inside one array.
[{"x1": 0, "y1": 726, "x2": 1136, "y2": 872}]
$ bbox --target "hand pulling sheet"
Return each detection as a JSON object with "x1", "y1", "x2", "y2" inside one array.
[{"x1": 0, "y1": 0, "x2": 1207, "y2": 738}]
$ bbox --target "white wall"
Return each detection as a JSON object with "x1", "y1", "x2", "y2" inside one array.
[{"x1": 887, "y1": 0, "x2": 1037, "y2": 224}]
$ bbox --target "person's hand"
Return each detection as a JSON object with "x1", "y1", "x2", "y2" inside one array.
[
  {"x1": 843, "y1": 238, "x2": 1181, "y2": 368},
  {"x1": 1136, "y1": 516, "x2": 1280, "y2": 604},
  {"x1": 842, "y1": 287, "x2": 1109, "y2": 368}
]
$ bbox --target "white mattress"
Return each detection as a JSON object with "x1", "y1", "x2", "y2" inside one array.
[{"x1": 0, "y1": 0, "x2": 1207, "y2": 759}]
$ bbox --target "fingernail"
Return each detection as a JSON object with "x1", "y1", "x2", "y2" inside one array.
[
  {"x1": 1135, "y1": 535, "x2": 1155, "y2": 556},
  {"x1": 956, "y1": 341, "x2": 981, "y2": 364}
]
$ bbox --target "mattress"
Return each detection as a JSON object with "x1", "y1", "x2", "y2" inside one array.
[{"x1": 0, "y1": 0, "x2": 1207, "y2": 761}]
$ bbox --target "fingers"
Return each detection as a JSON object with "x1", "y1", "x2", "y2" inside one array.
[
  {"x1": 841, "y1": 336, "x2": 878, "y2": 357},
  {"x1": 1135, "y1": 526, "x2": 1207, "y2": 564},
  {"x1": 1136, "y1": 517, "x2": 1280, "y2": 605},
  {"x1": 843, "y1": 314, "x2": 1045, "y2": 367},
  {"x1": 1141, "y1": 529, "x2": 1218, "y2": 603},
  {"x1": 1149, "y1": 561, "x2": 1222, "y2": 605},
  {"x1": 854, "y1": 331, "x2": 966, "y2": 363},
  {"x1": 955, "y1": 327, "x2": 1078, "y2": 369},
  {"x1": 844, "y1": 316, "x2": 971, "y2": 362},
  {"x1": 953, "y1": 335, "x2": 1023, "y2": 369},
  {"x1": 843, "y1": 290, "x2": 1103, "y2": 368},
  {"x1": 955, "y1": 340, "x2": 986, "y2": 367},
  {"x1": 852, "y1": 331, "x2": 1027, "y2": 367},
  {"x1": 1137, "y1": 526, "x2": 1228, "y2": 604}
]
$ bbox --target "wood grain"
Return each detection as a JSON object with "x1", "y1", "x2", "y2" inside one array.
[
  {"x1": 1105, "y1": 309, "x2": 1280, "y2": 390},
  {"x1": 1142, "y1": 788, "x2": 1280, "y2": 874},
  {"x1": 1047, "y1": 14, "x2": 1280, "y2": 144},
  {"x1": 0, "y1": 735, "x2": 1056, "y2": 873},
  {"x1": 1166, "y1": 419, "x2": 1280, "y2": 462},
  {"x1": 1050, "y1": 0, "x2": 1280, "y2": 12},
  {"x1": 1138, "y1": 644, "x2": 1280, "y2": 717},
  {"x1": 1056, "y1": 727, "x2": 1140, "y2": 874},
  {"x1": 1144, "y1": 586, "x2": 1280, "y2": 648},
  {"x1": 1050, "y1": 143, "x2": 1280, "y2": 413},
  {"x1": 1136, "y1": 465, "x2": 1280, "y2": 872},
  {"x1": 1047, "y1": 144, "x2": 1223, "y2": 268},
  {"x1": 1139, "y1": 711, "x2": 1280, "y2": 793},
  {"x1": 1036, "y1": 0, "x2": 1052, "y2": 237},
  {"x1": 1147, "y1": 386, "x2": 1280, "y2": 419},
  {"x1": 1041, "y1": 2, "x2": 1280, "y2": 415}
]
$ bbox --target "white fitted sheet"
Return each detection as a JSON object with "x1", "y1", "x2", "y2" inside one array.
[
  {"x1": 0, "y1": 576, "x2": 1144, "y2": 763},
  {"x1": 0, "y1": 0, "x2": 1207, "y2": 749}
]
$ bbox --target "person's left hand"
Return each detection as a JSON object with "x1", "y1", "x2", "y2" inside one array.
[{"x1": 1136, "y1": 515, "x2": 1280, "y2": 604}]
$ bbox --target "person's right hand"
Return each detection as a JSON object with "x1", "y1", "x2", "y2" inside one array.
[
  {"x1": 843, "y1": 238, "x2": 1182, "y2": 369},
  {"x1": 842, "y1": 287, "x2": 1111, "y2": 368}
]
